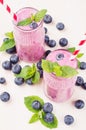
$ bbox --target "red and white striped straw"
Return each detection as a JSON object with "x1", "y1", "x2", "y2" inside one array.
[
  {"x1": 70, "y1": 39, "x2": 86, "y2": 60},
  {"x1": 0, "y1": 0, "x2": 17, "y2": 21}
]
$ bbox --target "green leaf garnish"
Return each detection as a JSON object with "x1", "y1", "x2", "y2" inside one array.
[
  {"x1": 42, "y1": 59, "x2": 78, "y2": 78},
  {"x1": 5, "y1": 32, "x2": 14, "y2": 39},
  {"x1": 40, "y1": 112, "x2": 58, "y2": 129},
  {"x1": 24, "y1": 96, "x2": 44, "y2": 113},
  {"x1": 67, "y1": 47, "x2": 76, "y2": 53},
  {"x1": 17, "y1": 17, "x2": 32, "y2": 26},
  {"x1": 15, "y1": 64, "x2": 36, "y2": 80},
  {"x1": 0, "y1": 39, "x2": 15, "y2": 51},
  {"x1": 17, "y1": 9, "x2": 47, "y2": 26},
  {"x1": 29, "y1": 113, "x2": 39, "y2": 123},
  {"x1": 77, "y1": 60, "x2": 81, "y2": 68},
  {"x1": 61, "y1": 66, "x2": 78, "y2": 78},
  {"x1": 32, "y1": 71, "x2": 40, "y2": 84},
  {"x1": 34, "y1": 9, "x2": 47, "y2": 22},
  {"x1": 76, "y1": 53, "x2": 84, "y2": 58}
]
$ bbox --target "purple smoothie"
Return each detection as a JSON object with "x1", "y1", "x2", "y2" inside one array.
[
  {"x1": 13, "y1": 7, "x2": 45, "y2": 62},
  {"x1": 43, "y1": 49, "x2": 78, "y2": 102}
]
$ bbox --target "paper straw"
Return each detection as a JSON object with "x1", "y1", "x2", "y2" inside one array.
[
  {"x1": 70, "y1": 39, "x2": 86, "y2": 60},
  {"x1": 0, "y1": 0, "x2": 17, "y2": 21}
]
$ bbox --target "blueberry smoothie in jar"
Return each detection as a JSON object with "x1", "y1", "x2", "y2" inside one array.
[
  {"x1": 43, "y1": 49, "x2": 78, "y2": 102},
  {"x1": 13, "y1": 7, "x2": 45, "y2": 63}
]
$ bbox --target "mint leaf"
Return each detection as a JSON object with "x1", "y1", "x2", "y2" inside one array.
[
  {"x1": 77, "y1": 60, "x2": 81, "y2": 68},
  {"x1": 32, "y1": 71, "x2": 40, "y2": 84},
  {"x1": 53, "y1": 63, "x2": 62, "y2": 76},
  {"x1": 17, "y1": 17, "x2": 32, "y2": 26},
  {"x1": 42, "y1": 59, "x2": 54, "y2": 73},
  {"x1": 5, "y1": 32, "x2": 14, "y2": 39},
  {"x1": 61, "y1": 65, "x2": 78, "y2": 78},
  {"x1": 0, "y1": 39, "x2": 15, "y2": 51},
  {"x1": 67, "y1": 47, "x2": 76, "y2": 53},
  {"x1": 76, "y1": 53, "x2": 84, "y2": 58},
  {"x1": 34, "y1": 9, "x2": 47, "y2": 22},
  {"x1": 15, "y1": 64, "x2": 36, "y2": 80},
  {"x1": 24, "y1": 96, "x2": 44, "y2": 113},
  {"x1": 40, "y1": 112, "x2": 58, "y2": 129},
  {"x1": 29, "y1": 113, "x2": 39, "y2": 123}
]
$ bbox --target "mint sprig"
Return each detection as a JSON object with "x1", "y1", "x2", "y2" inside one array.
[
  {"x1": 67, "y1": 47, "x2": 76, "y2": 53},
  {"x1": 24, "y1": 96, "x2": 44, "y2": 113},
  {"x1": 42, "y1": 59, "x2": 78, "y2": 78},
  {"x1": 17, "y1": 9, "x2": 47, "y2": 26},
  {"x1": 24, "y1": 96, "x2": 58, "y2": 129},
  {"x1": 0, "y1": 32, "x2": 15, "y2": 51}
]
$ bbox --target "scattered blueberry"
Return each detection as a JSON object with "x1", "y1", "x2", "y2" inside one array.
[
  {"x1": 6, "y1": 46, "x2": 16, "y2": 54},
  {"x1": 43, "y1": 14, "x2": 52, "y2": 24},
  {"x1": 56, "y1": 53, "x2": 64, "y2": 60},
  {"x1": 44, "y1": 113, "x2": 54, "y2": 123},
  {"x1": 12, "y1": 64, "x2": 22, "y2": 74},
  {"x1": 80, "y1": 62, "x2": 86, "y2": 70},
  {"x1": 44, "y1": 50, "x2": 51, "y2": 58},
  {"x1": 38, "y1": 69, "x2": 43, "y2": 78},
  {"x1": 44, "y1": 27, "x2": 48, "y2": 34},
  {"x1": 0, "y1": 77, "x2": 6, "y2": 84},
  {"x1": 29, "y1": 22, "x2": 38, "y2": 29},
  {"x1": 14, "y1": 77, "x2": 24, "y2": 85},
  {"x1": 56, "y1": 22, "x2": 65, "y2": 30},
  {"x1": 25, "y1": 78, "x2": 33, "y2": 85},
  {"x1": 45, "y1": 35, "x2": 49, "y2": 44},
  {"x1": 59, "y1": 38, "x2": 68, "y2": 47},
  {"x1": 3, "y1": 38, "x2": 9, "y2": 42},
  {"x1": 64, "y1": 115, "x2": 74, "y2": 125},
  {"x1": 43, "y1": 102, "x2": 53, "y2": 113},
  {"x1": 74, "y1": 99, "x2": 85, "y2": 109},
  {"x1": 2, "y1": 60, "x2": 12, "y2": 70},
  {"x1": 37, "y1": 61, "x2": 42, "y2": 70},
  {"x1": 0, "y1": 92, "x2": 10, "y2": 102},
  {"x1": 81, "y1": 82, "x2": 86, "y2": 90},
  {"x1": 32, "y1": 100, "x2": 41, "y2": 110},
  {"x1": 48, "y1": 40, "x2": 56, "y2": 47},
  {"x1": 75, "y1": 76, "x2": 84, "y2": 86},
  {"x1": 10, "y1": 54, "x2": 19, "y2": 64}
]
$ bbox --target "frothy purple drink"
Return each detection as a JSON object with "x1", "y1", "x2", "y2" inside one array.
[
  {"x1": 43, "y1": 49, "x2": 78, "y2": 102},
  {"x1": 13, "y1": 7, "x2": 45, "y2": 62}
]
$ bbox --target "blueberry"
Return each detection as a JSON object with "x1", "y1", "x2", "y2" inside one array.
[
  {"x1": 0, "y1": 77, "x2": 6, "y2": 84},
  {"x1": 26, "y1": 78, "x2": 33, "y2": 85},
  {"x1": 6, "y1": 46, "x2": 16, "y2": 54},
  {"x1": 80, "y1": 62, "x2": 86, "y2": 70},
  {"x1": 43, "y1": 102, "x2": 53, "y2": 113},
  {"x1": 56, "y1": 53, "x2": 64, "y2": 60},
  {"x1": 38, "y1": 69, "x2": 43, "y2": 78},
  {"x1": 56, "y1": 22, "x2": 65, "y2": 30},
  {"x1": 64, "y1": 115, "x2": 74, "y2": 125},
  {"x1": 10, "y1": 54, "x2": 19, "y2": 64},
  {"x1": 12, "y1": 64, "x2": 22, "y2": 74},
  {"x1": 0, "y1": 92, "x2": 10, "y2": 102},
  {"x1": 75, "y1": 76, "x2": 84, "y2": 86},
  {"x1": 14, "y1": 77, "x2": 24, "y2": 85},
  {"x1": 48, "y1": 40, "x2": 56, "y2": 47},
  {"x1": 2, "y1": 60, "x2": 12, "y2": 70},
  {"x1": 45, "y1": 35, "x2": 49, "y2": 44},
  {"x1": 37, "y1": 61, "x2": 42, "y2": 70},
  {"x1": 43, "y1": 14, "x2": 52, "y2": 24},
  {"x1": 29, "y1": 22, "x2": 38, "y2": 29},
  {"x1": 59, "y1": 38, "x2": 68, "y2": 47},
  {"x1": 44, "y1": 27, "x2": 48, "y2": 34},
  {"x1": 74, "y1": 99, "x2": 85, "y2": 109},
  {"x1": 32, "y1": 100, "x2": 41, "y2": 110},
  {"x1": 81, "y1": 82, "x2": 86, "y2": 90},
  {"x1": 3, "y1": 38, "x2": 9, "y2": 42},
  {"x1": 44, "y1": 113, "x2": 54, "y2": 123}
]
